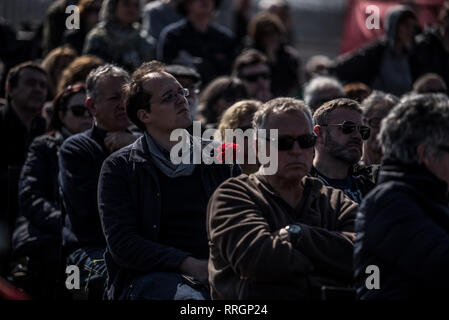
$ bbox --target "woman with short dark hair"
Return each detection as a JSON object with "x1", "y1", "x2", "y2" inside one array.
[{"x1": 11, "y1": 83, "x2": 92, "y2": 299}]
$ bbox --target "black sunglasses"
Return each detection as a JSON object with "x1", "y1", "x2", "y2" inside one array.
[
  {"x1": 438, "y1": 145, "x2": 449, "y2": 153},
  {"x1": 241, "y1": 72, "x2": 270, "y2": 82},
  {"x1": 267, "y1": 133, "x2": 317, "y2": 151},
  {"x1": 68, "y1": 104, "x2": 90, "y2": 117},
  {"x1": 321, "y1": 121, "x2": 371, "y2": 140}
]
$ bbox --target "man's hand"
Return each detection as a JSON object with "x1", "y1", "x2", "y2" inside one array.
[
  {"x1": 104, "y1": 131, "x2": 138, "y2": 152},
  {"x1": 178, "y1": 256, "x2": 209, "y2": 286}
]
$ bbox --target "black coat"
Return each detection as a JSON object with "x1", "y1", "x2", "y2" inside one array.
[
  {"x1": 354, "y1": 163, "x2": 449, "y2": 300},
  {"x1": 12, "y1": 131, "x2": 65, "y2": 252},
  {"x1": 330, "y1": 39, "x2": 388, "y2": 86},
  {"x1": 410, "y1": 26, "x2": 449, "y2": 88},
  {"x1": 58, "y1": 126, "x2": 111, "y2": 251},
  {"x1": 97, "y1": 136, "x2": 241, "y2": 299},
  {"x1": 0, "y1": 103, "x2": 47, "y2": 231}
]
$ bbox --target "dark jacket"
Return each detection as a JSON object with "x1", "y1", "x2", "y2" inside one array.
[
  {"x1": 309, "y1": 165, "x2": 376, "y2": 204},
  {"x1": 354, "y1": 162, "x2": 449, "y2": 300},
  {"x1": 97, "y1": 136, "x2": 240, "y2": 299},
  {"x1": 207, "y1": 174, "x2": 357, "y2": 300},
  {"x1": 12, "y1": 131, "x2": 65, "y2": 252},
  {"x1": 157, "y1": 19, "x2": 237, "y2": 86},
  {"x1": 58, "y1": 126, "x2": 111, "y2": 251},
  {"x1": 0, "y1": 103, "x2": 47, "y2": 230},
  {"x1": 410, "y1": 26, "x2": 449, "y2": 88}
]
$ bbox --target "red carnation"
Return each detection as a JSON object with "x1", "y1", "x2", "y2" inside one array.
[{"x1": 216, "y1": 143, "x2": 241, "y2": 164}]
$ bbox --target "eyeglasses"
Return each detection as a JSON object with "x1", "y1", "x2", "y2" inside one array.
[
  {"x1": 321, "y1": 121, "x2": 371, "y2": 140},
  {"x1": 240, "y1": 72, "x2": 270, "y2": 83},
  {"x1": 155, "y1": 88, "x2": 189, "y2": 105},
  {"x1": 267, "y1": 133, "x2": 317, "y2": 151},
  {"x1": 438, "y1": 145, "x2": 449, "y2": 153},
  {"x1": 67, "y1": 104, "x2": 90, "y2": 117}
]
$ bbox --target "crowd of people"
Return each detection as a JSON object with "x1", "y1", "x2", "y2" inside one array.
[{"x1": 0, "y1": 0, "x2": 448, "y2": 300}]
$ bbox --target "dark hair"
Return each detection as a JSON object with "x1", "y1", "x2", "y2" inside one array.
[
  {"x1": 5, "y1": 61, "x2": 47, "y2": 103},
  {"x1": 413, "y1": 73, "x2": 447, "y2": 94},
  {"x1": 50, "y1": 82, "x2": 87, "y2": 130},
  {"x1": 343, "y1": 82, "x2": 372, "y2": 103},
  {"x1": 124, "y1": 60, "x2": 166, "y2": 131},
  {"x1": 176, "y1": 0, "x2": 222, "y2": 16},
  {"x1": 248, "y1": 12, "x2": 286, "y2": 48},
  {"x1": 232, "y1": 49, "x2": 268, "y2": 77},
  {"x1": 313, "y1": 98, "x2": 362, "y2": 125},
  {"x1": 57, "y1": 55, "x2": 104, "y2": 94},
  {"x1": 165, "y1": 64, "x2": 201, "y2": 84},
  {"x1": 198, "y1": 76, "x2": 248, "y2": 125}
]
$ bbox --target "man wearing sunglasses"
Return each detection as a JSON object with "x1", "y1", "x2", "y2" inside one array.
[
  {"x1": 312, "y1": 98, "x2": 376, "y2": 203},
  {"x1": 207, "y1": 97, "x2": 357, "y2": 299},
  {"x1": 232, "y1": 49, "x2": 272, "y2": 102}
]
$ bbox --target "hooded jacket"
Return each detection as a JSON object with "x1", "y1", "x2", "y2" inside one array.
[{"x1": 331, "y1": 5, "x2": 416, "y2": 96}]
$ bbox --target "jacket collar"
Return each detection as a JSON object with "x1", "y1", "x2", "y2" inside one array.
[
  {"x1": 129, "y1": 135, "x2": 151, "y2": 164},
  {"x1": 380, "y1": 160, "x2": 449, "y2": 204}
]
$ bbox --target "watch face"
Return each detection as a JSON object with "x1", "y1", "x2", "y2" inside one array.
[{"x1": 288, "y1": 224, "x2": 301, "y2": 234}]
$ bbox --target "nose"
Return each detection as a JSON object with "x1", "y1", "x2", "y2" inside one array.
[{"x1": 289, "y1": 140, "x2": 303, "y2": 155}]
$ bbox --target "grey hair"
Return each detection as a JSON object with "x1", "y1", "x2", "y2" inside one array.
[
  {"x1": 86, "y1": 64, "x2": 130, "y2": 101},
  {"x1": 304, "y1": 76, "x2": 344, "y2": 109},
  {"x1": 361, "y1": 90, "x2": 399, "y2": 118},
  {"x1": 252, "y1": 97, "x2": 314, "y2": 131},
  {"x1": 380, "y1": 94, "x2": 449, "y2": 164}
]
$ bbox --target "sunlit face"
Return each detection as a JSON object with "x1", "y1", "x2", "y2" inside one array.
[
  {"x1": 115, "y1": 0, "x2": 140, "y2": 25},
  {"x1": 60, "y1": 92, "x2": 93, "y2": 134},
  {"x1": 88, "y1": 76, "x2": 130, "y2": 131},
  {"x1": 320, "y1": 108, "x2": 365, "y2": 165},
  {"x1": 141, "y1": 72, "x2": 192, "y2": 134},
  {"x1": 263, "y1": 111, "x2": 314, "y2": 181},
  {"x1": 9, "y1": 68, "x2": 48, "y2": 113}
]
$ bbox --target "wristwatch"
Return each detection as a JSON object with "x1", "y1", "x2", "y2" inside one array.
[{"x1": 280, "y1": 224, "x2": 302, "y2": 245}]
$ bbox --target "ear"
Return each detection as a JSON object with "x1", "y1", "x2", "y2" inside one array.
[
  {"x1": 86, "y1": 97, "x2": 96, "y2": 116},
  {"x1": 5, "y1": 83, "x2": 11, "y2": 95},
  {"x1": 313, "y1": 125, "x2": 325, "y2": 144},
  {"x1": 137, "y1": 108, "x2": 151, "y2": 126},
  {"x1": 417, "y1": 143, "x2": 431, "y2": 166},
  {"x1": 58, "y1": 110, "x2": 65, "y2": 123}
]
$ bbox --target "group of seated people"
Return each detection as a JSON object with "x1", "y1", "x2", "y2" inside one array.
[
  {"x1": 0, "y1": 0, "x2": 449, "y2": 301},
  {"x1": 0, "y1": 55, "x2": 448, "y2": 300}
]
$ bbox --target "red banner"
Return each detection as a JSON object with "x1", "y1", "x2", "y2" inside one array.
[{"x1": 340, "y1": 0, "x2": 446, "y2": 54}]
